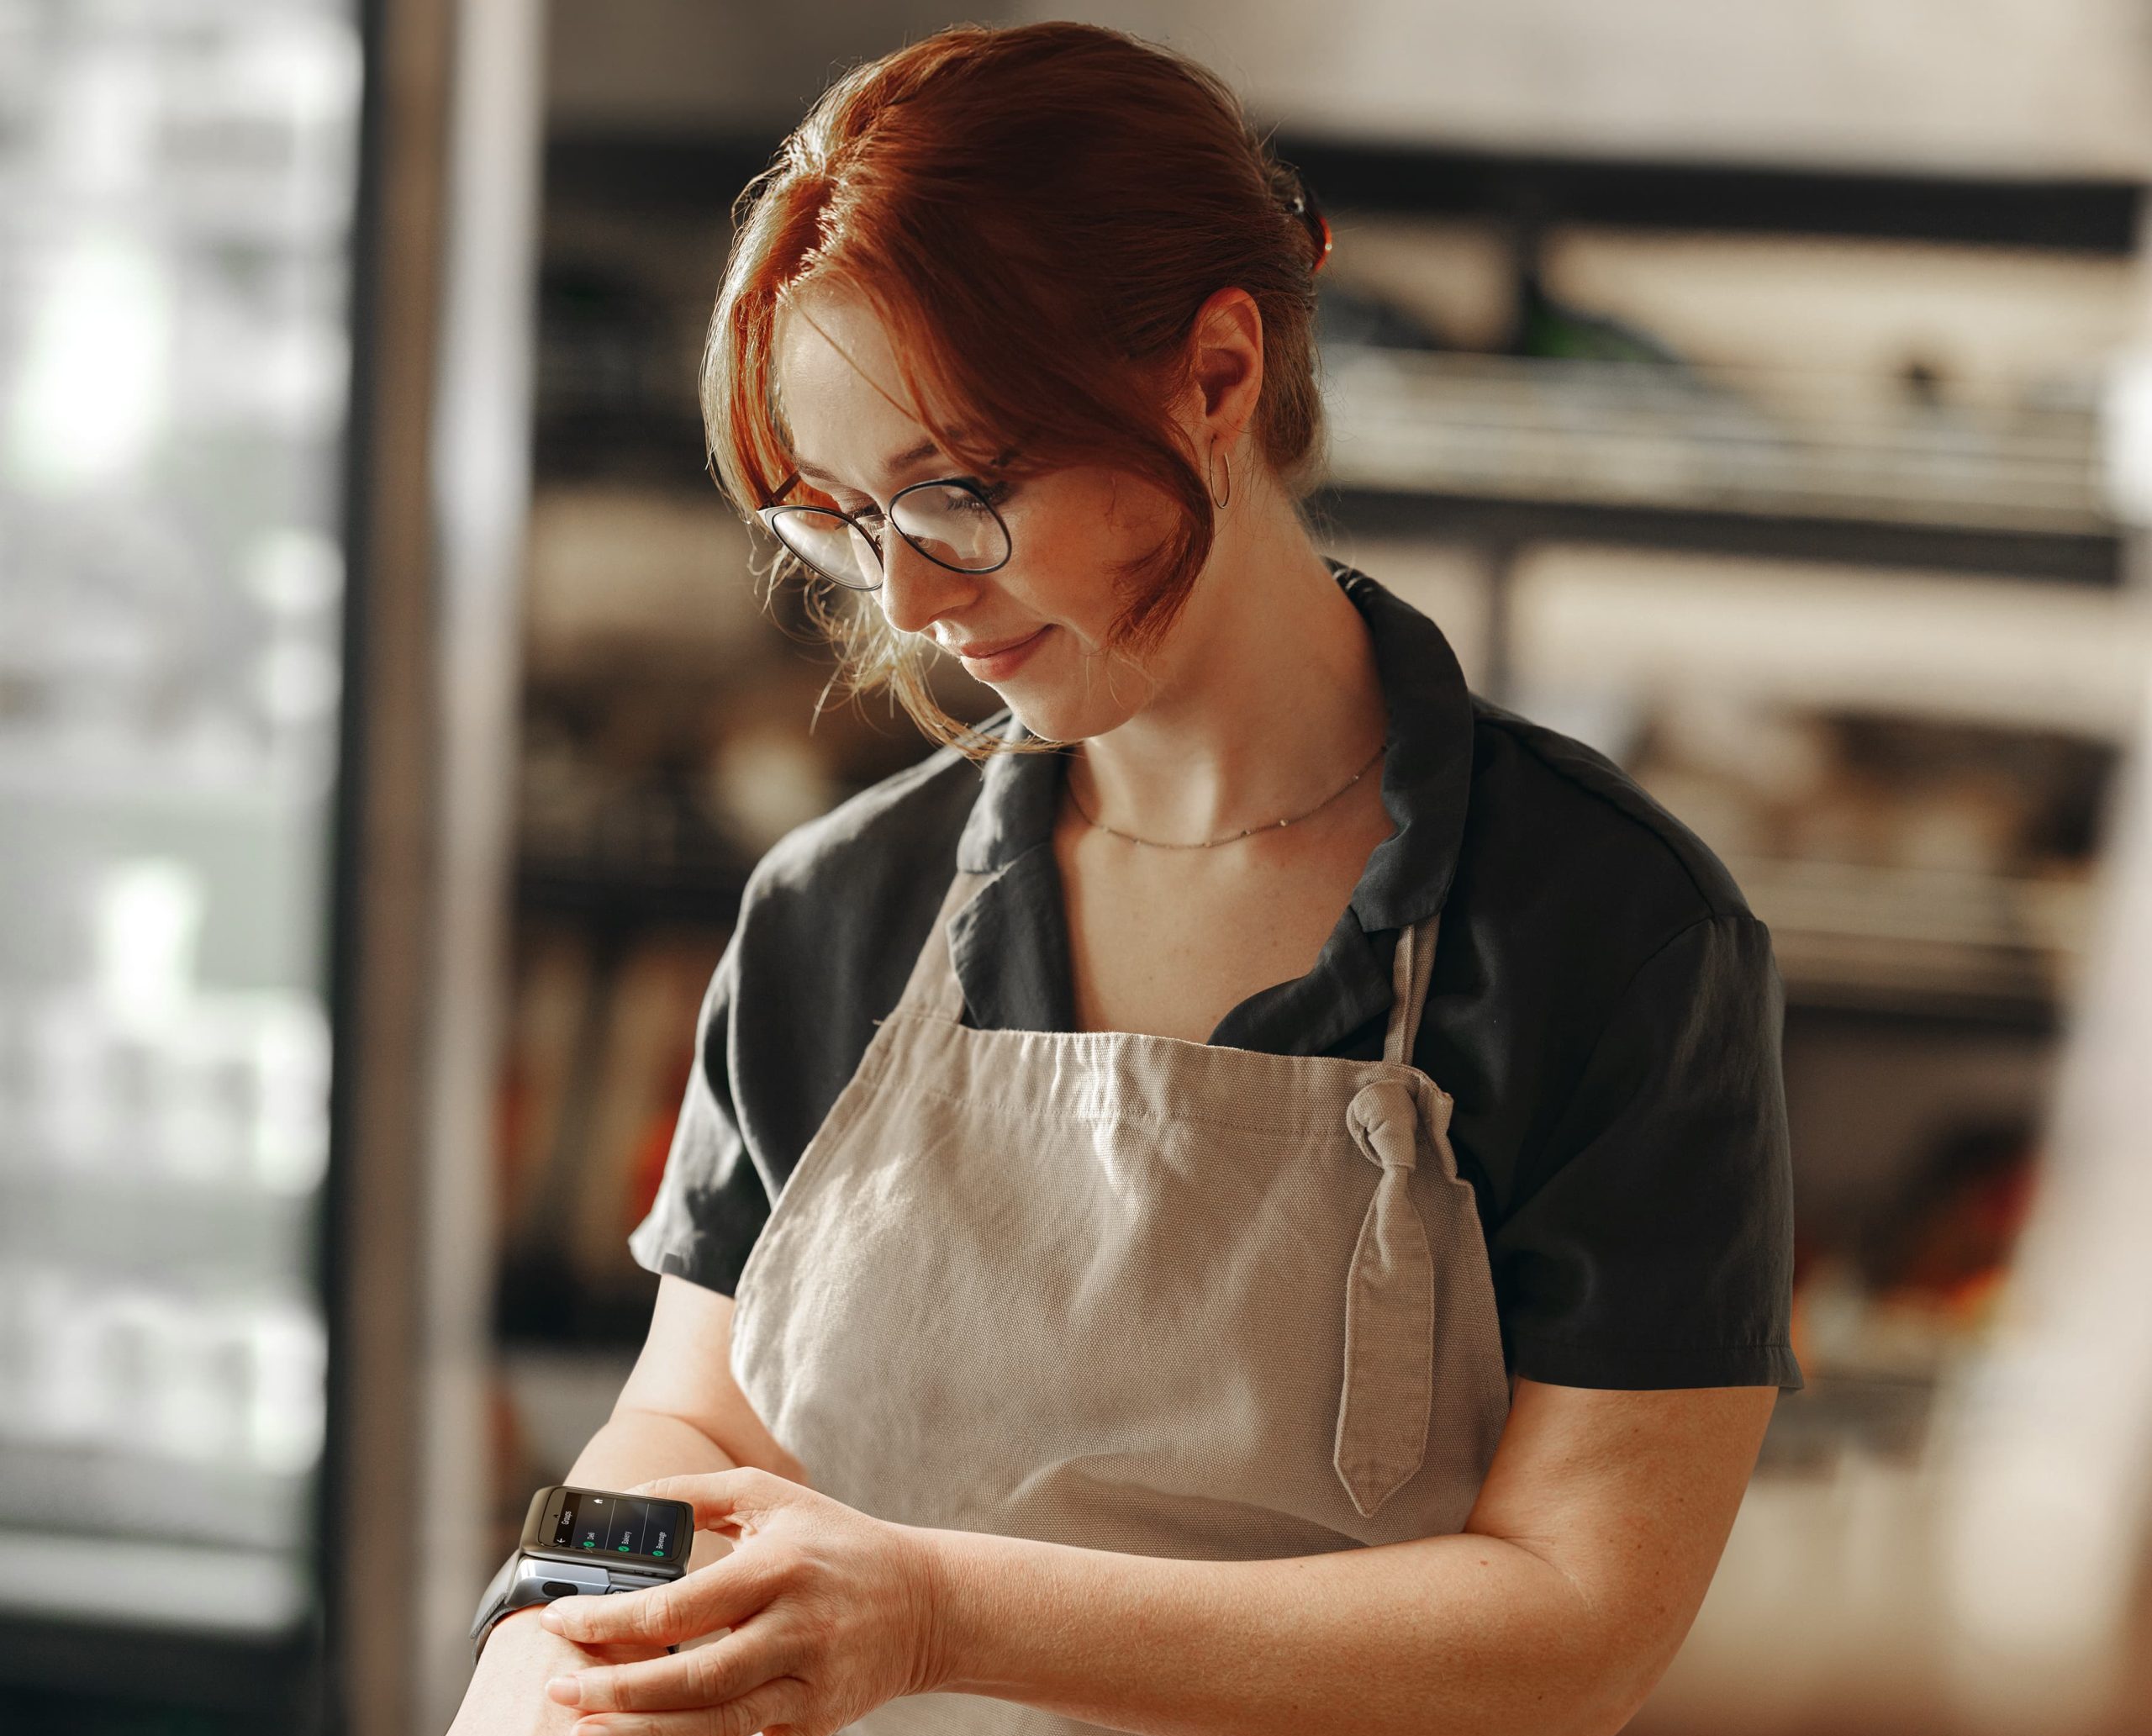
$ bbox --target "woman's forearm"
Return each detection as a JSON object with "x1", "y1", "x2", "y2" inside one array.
[{"x1": 922, "y1": 1525, "x2": 1639, "y2": 1736}]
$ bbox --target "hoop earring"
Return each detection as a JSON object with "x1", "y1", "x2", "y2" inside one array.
[{"x1": 1208, "y1": 445, "x2": 1232, "y2": 511}]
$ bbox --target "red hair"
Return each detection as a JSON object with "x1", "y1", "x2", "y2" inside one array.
[{"x1": 700, "y1": 20, "x2": 1333, "y2": 757}]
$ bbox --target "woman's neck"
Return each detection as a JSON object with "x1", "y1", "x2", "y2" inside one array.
[{"x1": 1065, "y1": 490, "x2": 1389, "y2": 847}]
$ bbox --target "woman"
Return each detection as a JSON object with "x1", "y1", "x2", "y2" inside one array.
[{"x1": 453, "y1": 19, "x2": 1799, "y2": 1736}]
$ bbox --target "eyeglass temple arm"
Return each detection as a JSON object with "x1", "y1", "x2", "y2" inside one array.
[{"x1": 751, "y1": 469, "x2": 803, "y2": 510}]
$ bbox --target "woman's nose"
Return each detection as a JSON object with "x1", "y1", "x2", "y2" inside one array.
[{"x1": 875, "y1": 532, "x2": 979, "y2": 637}]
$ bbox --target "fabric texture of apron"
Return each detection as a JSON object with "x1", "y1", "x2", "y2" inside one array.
[{"x1": 728, "y1": 863, "x2": 1513, "y2": 1733}]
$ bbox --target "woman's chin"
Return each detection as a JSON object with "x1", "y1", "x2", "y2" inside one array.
[
  {"x1": 1000, "y1": 691, "x2": 1112, "y2": 746},
  {"x1": 1000, "y1": 694, "x2": 1073, "y2": 741},
  {"x1": 986, "y1": 644, "x2": 1142, "y2": 743}
]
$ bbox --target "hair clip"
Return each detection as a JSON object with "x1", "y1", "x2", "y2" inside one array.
[{"x1": 1287, "y1": 184, "x2": 1333, "y2": 275}]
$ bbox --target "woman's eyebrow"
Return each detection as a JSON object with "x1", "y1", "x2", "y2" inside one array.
[{"x1": 796, "y1": 437, "x2": 943, "y2": 486}]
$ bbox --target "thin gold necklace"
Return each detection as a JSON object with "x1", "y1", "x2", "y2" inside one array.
[{"x1": 1065, "y1": 740, "x2": 1386, "y2": 849}]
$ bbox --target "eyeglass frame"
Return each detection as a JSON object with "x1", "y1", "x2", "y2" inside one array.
[{"x1": 753, "y1": 469, "x2": 1015, "y2": 593}]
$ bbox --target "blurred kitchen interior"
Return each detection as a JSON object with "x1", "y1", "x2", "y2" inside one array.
[{"x1": 6, "y1": 0, "x2": 2152, "y2": 1732}]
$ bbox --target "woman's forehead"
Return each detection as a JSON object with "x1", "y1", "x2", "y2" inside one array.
[
  {"x1": 772, "y1": 283, "x2": 992, "y2": 487},
  {"x1": 773, "y1": 289, "x2": 923, "y2": 447},
  {"x1": 774, "y1": 290, "x2": 951, "y2": 482}
]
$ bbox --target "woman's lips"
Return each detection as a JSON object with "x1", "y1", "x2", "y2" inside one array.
[{"x1": 956, "y1": 625, "x2": 1051, "y2": 679}]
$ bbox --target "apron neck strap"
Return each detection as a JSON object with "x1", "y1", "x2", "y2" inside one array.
[{"x1": 1383, "y1": 907, "x2": 1444, "y2": 1064}]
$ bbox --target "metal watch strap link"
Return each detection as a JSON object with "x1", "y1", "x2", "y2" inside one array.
[{"x1": 469, "y1": 1550, "x2": 679, "y2": 1664}]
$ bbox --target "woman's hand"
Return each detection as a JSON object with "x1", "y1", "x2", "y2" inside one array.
[{"x1": 533, "y1": 1467, "x2": 948, "y2": 1735}]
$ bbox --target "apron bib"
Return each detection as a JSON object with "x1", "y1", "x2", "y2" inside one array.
[{"x1": 729, "y1": 865, "x2": 1511, "y2": 1733}]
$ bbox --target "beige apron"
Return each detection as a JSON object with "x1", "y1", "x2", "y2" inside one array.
[{"x1": 728, "y1": 864, "x2": 1511, "y2": 1733}]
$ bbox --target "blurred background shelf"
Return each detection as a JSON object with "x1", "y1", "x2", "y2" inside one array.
[
  {"x1": 1324, "y1": 351, "x2": 2114, "y2": 539},
  {"x1": 514, "y1": 861, "x2": 748, "y2": 930},
  {"x1": 0, "y1": 1522, "x2": 311, "y2": 1633},
  {"x1": 1325, "y1": 488, "x2": 2127, "y2": 584},
  {"x1": 1733, "y1": 855, "x2": 2091, "y2": 1021},
  {"x1": 1753, "y1": 1369, "x2": 1941, "y2": 1473}
]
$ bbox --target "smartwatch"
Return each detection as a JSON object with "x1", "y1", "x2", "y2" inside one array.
[{"x1": 470, "y1": 1483, "x2": 695, "y2": 1663}]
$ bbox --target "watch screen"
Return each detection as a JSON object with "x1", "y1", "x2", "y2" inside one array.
[{"x1": 545, "y1": 1489, "x2": 689, "y2": 1566}]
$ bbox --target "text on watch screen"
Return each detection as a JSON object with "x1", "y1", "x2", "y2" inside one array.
[{"x1": 551, "y1": 1491, "x2": 683, "y2": 1564}]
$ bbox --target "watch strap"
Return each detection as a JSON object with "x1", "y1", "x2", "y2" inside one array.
[{"x1": 470, "y1": 1549, "x2": 681, "y2": 1664}]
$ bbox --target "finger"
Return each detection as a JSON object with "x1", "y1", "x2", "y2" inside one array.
[
  {"x1": 719, "y1": 1676, "x2": 806, "y2": 1736},
  {"x1": 542, "y1": 1545, "x2": 787, "y2": 1649},
  {"x1": 627, "y1": 1465, "x2": 794, "y2": 1533},
  {"x1": 541, "y1": 1581, "x2": 702, "y2": 1649},
  {"x1": 547, "y1": 1623, "x2": 789, "y2": 1712},
  {"x1": 583, "y1": 1636, "x2": 674, "y2": 1662},
  {"x1": 569, "y1": 1675, "x2": 804, "y2": 1736}
]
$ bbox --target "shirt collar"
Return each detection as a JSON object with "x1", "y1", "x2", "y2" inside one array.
[{"x1": 954, "y1": 557, "x2": 1474, "y2": 932}]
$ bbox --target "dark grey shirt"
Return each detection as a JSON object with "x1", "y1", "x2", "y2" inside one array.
[{"x1": 630, "y1": 561, "x2": 1804, "y2": 1391}]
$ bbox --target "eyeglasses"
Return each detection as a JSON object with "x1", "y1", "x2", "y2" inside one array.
[{"x1": 755, "y1": 471, "x2": 1014, "y2": 593}]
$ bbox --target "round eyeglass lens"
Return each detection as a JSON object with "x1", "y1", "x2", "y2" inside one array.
[
  {"x1": 890, "y1": 482, "x2": 1011, "y2": 573},
  {"x1": 768, "y1": 507, "x2": 879, "y2": 589}
]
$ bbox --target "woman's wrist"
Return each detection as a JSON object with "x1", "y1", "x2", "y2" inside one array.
[
  {"x1": 476, "y1": 1601, "x2": 551, "y2": 1661},
  {"x1": 472, "y1": 1601, "x2": 580, "y2": 1680},
  {"x1": 912, "y1": 1523, "x2": 1049, "y2": 1697}
]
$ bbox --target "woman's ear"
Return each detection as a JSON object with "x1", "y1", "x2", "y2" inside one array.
[{"x1": 1185, "y1": 286, "x2": 1265, "y2": 451}]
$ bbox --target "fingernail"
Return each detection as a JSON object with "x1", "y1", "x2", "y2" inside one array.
[
  {"x1": 539, "y1": 1606, "x2": 564, "y2": 1632},
  {"x1": 545, "y1": 1675, "x2": 582, "y2": 1705}
]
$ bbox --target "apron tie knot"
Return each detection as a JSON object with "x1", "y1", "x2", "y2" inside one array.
[{"x1": 1333, "y1": 1077, "x2": 1438, "y2": 1518}]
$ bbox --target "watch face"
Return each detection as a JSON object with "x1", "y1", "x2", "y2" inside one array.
[{"x1": 524, "y1": 1485, "x2": 693, "y2": 1571}]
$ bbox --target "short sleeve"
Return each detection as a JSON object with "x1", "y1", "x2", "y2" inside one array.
[
  {"x1": 1490, "y1": 912, "x2": 1804, "y2": 1392},
  {"x1": 627, "y1": 922, "x2": 772, "y2": 1297}
]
